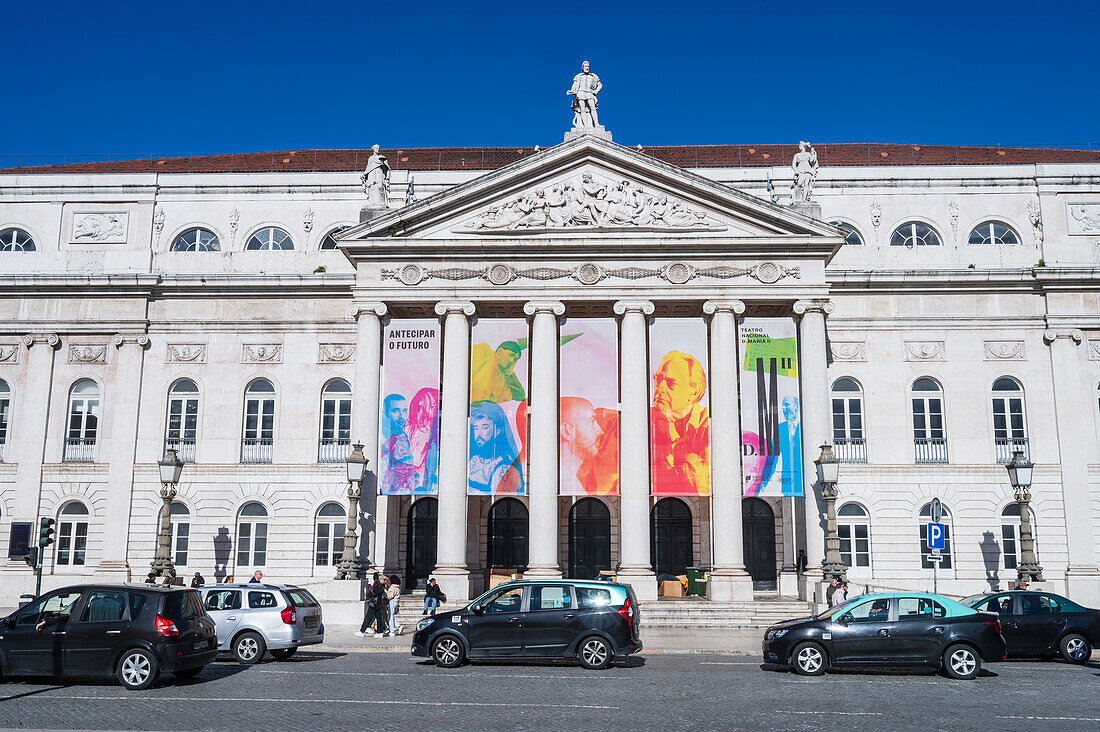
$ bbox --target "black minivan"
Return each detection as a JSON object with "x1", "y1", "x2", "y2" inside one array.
[
  {"x1": 412, "y1": 580, "x2": 642, "y2": 669},
  {"x1": 0, "y1": 583, "x2": 217, "y2": 690}
]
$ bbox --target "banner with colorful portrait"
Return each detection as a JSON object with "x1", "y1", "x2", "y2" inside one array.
[
  {"x1": 649, "y1": 318, "x2": 711, "y2": 496},
  {"x1": 468, "y1": 319, "x2": 529, "y2": 496},
  {"x1": 380, "y1": 319, "x2": 441, "y2": 495},
  {"x1": 559, "y1": 319, "x2": 619, "y2": 496},
  {"x1": 739, "y1": 318, "x2": 803, "y2": 497}
]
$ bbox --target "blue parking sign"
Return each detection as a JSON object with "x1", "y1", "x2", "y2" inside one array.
[{"x1": 927, "y1": 522, "x2": 945, "y2": 550}]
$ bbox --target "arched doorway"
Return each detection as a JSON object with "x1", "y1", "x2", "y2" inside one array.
[
  {"x1": 569, "y1": 498, "x2": 611, "y2": 579},
  {"x1": 742, "y1": 498, "x2": 776, "y2": 589},
  {"x1": 488, "y1": 498, "x2": 528, "y2": 572},
  {"x1": 651, "y1": 498, "x2": 692, "y2": 576},
  {"x1": 406, "y1": 497, "x2": 437, "y2": 590}
]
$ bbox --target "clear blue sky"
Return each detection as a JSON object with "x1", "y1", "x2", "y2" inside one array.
[{"x1": 5, "y1": 0, "x2": 1098, "y2": 155}]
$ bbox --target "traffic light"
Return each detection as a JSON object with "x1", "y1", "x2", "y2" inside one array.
[
  {"x1": 39, "y1": 517, "x2": 55, "y2": 548},
  {"x1": 23, "y1": 546, "x2": 39, "y2": 569}
]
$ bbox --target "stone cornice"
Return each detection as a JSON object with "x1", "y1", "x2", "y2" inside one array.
[{"x1": 0, "y1": 272, "x2": 355, "y2": 298}]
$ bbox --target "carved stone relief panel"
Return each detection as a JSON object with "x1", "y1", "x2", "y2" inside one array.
[
  {"x1": 1066, "y1": 203, "x2": 1100, "y2": 235},
  {"x1": 242, "y1": 344, "x2": 282, "y2": 364},
  {"x1": 0, "y1": 344, "x2": 19, "y2": 364},
  {"x1": 1088, "y1": 339, "x2": 1100, "y2": 361},
  {"x1": 71, "y1": 213, "x2": 129, "y2": 243},
  {"x1": 382, "y1": 261, "x2": 800, "y2": 287},
  {"x1": 68, "y1": 344, "x2": 108, "y2": 364},
  {"x1": 904, "y1": 341, "x2": 945, "y2": 361},
  {"x1": 830, "y1": 342, "x2": 866, "y2": 361},
  {"x1": 318, "y1": 343, "x2": 355, "y2": 363},
  {"x1": 983, "y1": 340, "x2": 1025, "y2": 360},
  {"x1": 166, "y1": 344, "x2": 207, "y2": 364}
]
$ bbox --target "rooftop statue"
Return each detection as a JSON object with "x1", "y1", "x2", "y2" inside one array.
[
  {"x1": 361, "y1": 144, "x2": 390, "y2": 208},
  {"x1": 790, "y1": 141, "x2": 819, "y2": 204},
  {"x1": 567, "y1": 61, "x2": 602, "y2": 130}
]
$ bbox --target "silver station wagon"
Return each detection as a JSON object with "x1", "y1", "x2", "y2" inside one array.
[{"x1": 200, "y1": 583, "x2": 324, "y2": 663}]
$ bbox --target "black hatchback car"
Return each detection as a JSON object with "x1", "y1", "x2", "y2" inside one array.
[
  {"x1": 963, "y1": 590, "x2": 1098, "y2": 663},
  {"x1": 412, "y1": 580, "x2": 642, "y2": 669},
  {"x1": 762, "y1": 592, "x2": 1005, "y2": 679},
  {"x1": 0, "y1": 583, "x2": 217, "y2": 690}
]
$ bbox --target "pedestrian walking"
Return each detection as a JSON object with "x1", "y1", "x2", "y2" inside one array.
[
  {"x1": 249, "y1": 570, "x2": 264, "y2": 584},
  {"x1": 384, "y1": 576, "x2": 402, "y2": 636},
  {"x1": 191, "y1": 572, "x2": 205, "y2": 588},
  {"x1": 356, "y1": 572, "x2": 388, "y2": 638},
  {"x1": 825, "y1": 577, "x2": 838, "y2": 606},
  {"x1": 796, "y1": 550, "x2": 807, "y2": 575},
  {"x1": 833, "y1": 581, "x2": 848, "y2": 606},
  {"x1": 423, "y1": 577, "x2": 446, "y2": 615}
]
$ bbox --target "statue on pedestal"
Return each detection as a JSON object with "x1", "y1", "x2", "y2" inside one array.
[
  {"x1": 361, "y1": 144, "x2": 390, "y2": 208},
  {"x1": 790, "y1": 141, "x2": 819, "y2": 204},
  {"x1": 567, "y1": 61, "x2": 602, "y2": 129}
]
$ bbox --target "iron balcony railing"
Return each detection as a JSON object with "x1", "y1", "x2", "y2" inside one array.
[
  {"x1": 64, "y1": 437, "x2": 96, "y2": 462},
  {"x1": 995, "y1": 437, "x2": 1029, "y2": 464},
  {"x1": 914, "y1": 437, "x2": 949, "y2": 464},
  {"x1": 164, "y1": 438, "x2": 196, "y2": 463},
  {"x1": 318, "y1": 438, "x2": 351, "y2": 464},
  {"x1": 240, "y1": 437, "x2": 273, "y2": 464},
  {"x1": 833, "y1": 437, "x2": 867, "y2": 463}
]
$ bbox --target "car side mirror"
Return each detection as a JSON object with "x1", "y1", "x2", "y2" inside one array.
[{"x1": 470, "y1": 604, "x2": 483, "y2": 616}]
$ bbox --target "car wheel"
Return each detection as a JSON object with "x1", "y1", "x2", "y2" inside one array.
[
  {"x1": 171, "y1": 666, "x2": 204, "y2": 679},
  {"x1": 943, "y1": 643, "x2": 981, "y2": 680},
  {"x1": 1060, "y1": 634, "x2": 1092, "y2": 664},
  {"x1": 431, "y1": 635, "x2": 465, "y2": 668},
  {"x1": 578, "y1": 636, "x2": 612, "y2": 670},
  {"x1": 117, "y1": 648, "x2": 159, "y2": 690},
  {"x1": 791, "y1": 642, "x2": 827, "y2": 676},
  {"x1": 233, "y1": 631, "x2": 266, "y2": 664},
  {"x1": 270, "y1": 648, "x2": 297, "y2": 661}
]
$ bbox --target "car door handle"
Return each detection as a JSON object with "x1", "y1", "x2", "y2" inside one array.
[
  {"x1": 563, "y1": 614, "x2": 575, "y2": 619},
  {"x1": 226, "y1": 616, "x2": 237, "y2": 621},
  {"x1": 931, "y1": 626, "x2": 945, "y2": 633},
  {"x1": 106, "y1": 630, "x2": 121, "y2": 635},
  {"x1": 51, "y1": 631, "x2": 66, "y2": 635},
  {"x1": 877, "y1": 629, "x2": 889, "y2": 636},
  {"x1": 509, "y1": 617, "x2": 520, "y2": 623}
]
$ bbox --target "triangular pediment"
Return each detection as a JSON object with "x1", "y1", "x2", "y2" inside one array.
[{"x1": 337, "y1": 135, "x2": 842, "y2": 245}]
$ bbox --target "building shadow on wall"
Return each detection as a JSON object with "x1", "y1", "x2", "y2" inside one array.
[
  {"x1": 979, "y1": 531, "x2": 1001, "y2": 591},
  {"x1": 213, "y1": 527, "x2": 232, "y2": 582}
]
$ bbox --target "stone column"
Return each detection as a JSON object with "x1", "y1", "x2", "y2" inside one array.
[
  {"x1": 433, "y1": 300, "x2": 476, "y2": 603},
  {"x1": 10, "y1": 334, "x2": 60, "y2": 570},
  {"x1": 97, "y1": 333, "x2": 150, "y2": 578},
  {"x1": 613, "y1": 300, "x2": 657, "y2": 601},
  {"x1": 523, "y1": 300, "x2": 566, "y2": 578},
  {"x1": 348, "y1": 302, "x2": 387, "y2": 573},
  {"x1": 1044, "y1": 328, "x2": 1100, "y2": 603},
  {"x1": 703, "y1": 300, "x2": 754, "y2": 600},
  {"x1": 793, "y1": 299, "x2": 834, "y2": 605}
]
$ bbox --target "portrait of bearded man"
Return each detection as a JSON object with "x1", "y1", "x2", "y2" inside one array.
[
  {"x1": 650, "y1": 351, "x2": 711, "y2": 496},
  {"x1": 468, "y1": 401, "x2": 524, "y2": 495}
]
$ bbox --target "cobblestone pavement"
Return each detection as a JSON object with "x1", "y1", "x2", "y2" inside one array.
[{"x1": 1, "y1": 652, "x2": 1098, "y2": 731}]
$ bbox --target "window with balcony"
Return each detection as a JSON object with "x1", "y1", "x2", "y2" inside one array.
[
  {"x1": 319, "y1": 379, "x2": 352, "y2": 462},
  {"x1": 837, "y1": 503, "x2": 871, "y2": 568},
  {"x1": 830, "y1": 377, "x2": 865, "y2": 462},
  {"x1": 911, "y1": 377, "x2": 947, "y2": 463},
  {"x1": 65, "y1": 379, "x2": 100, "y2": 462},
  {"x1": 918, "y1": 502, "x2": 953, "y2": 569},
  {"x1": 241, "y1": 379, "x2": 275, "y2": 463},
  {"x1": 236, "y1": 502, "x2": 268, "y2": 568},
  {"x1": 165, "y1": 378, "x2": 199, "y2": 462},
  {"x1": 57, "y1": 501, "x2": 90, "y2": 566},
  {"x1": 315, "y1": 502, "x2": 347, "y2": 566},
  {"x1": 991, "y1": 377, "x2": 1028, "y2": 462}
]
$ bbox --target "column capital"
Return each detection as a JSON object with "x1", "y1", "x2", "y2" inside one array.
[
  {"x1": 347, "y1": 301, "x2": 388, "y2": 320},
  {"x1": 613, "y1": 299, "x2": 655, "y2": 316},
  {"x1": 112, "y1": 333, "x2": 150, "y2": 349},
  {"x1": 523, "y1": 300, "x2": 566, "y2": 317},
  {"x1": 703, "y1": 299, "x2": 746, "y2": 316},
  {"x1": 434, "y1": 300, "x2": 476, "y2": 317},
  {"x1": 1043, "y1": 327, "x2": 1084, "y2": 345},
  {"x1": 793, "y1": 299, "x2": 835, "y2": 316},
  {"x1": 22, "y1": 333, "x2": 60, "y2": 349}
]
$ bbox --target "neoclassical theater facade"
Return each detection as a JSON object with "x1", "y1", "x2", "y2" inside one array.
[{"x1": 2, "y1": 134, "x2": 1100, "y2": 606}]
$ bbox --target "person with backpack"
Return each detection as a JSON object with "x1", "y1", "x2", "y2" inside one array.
[{"x1": 355, "y1": 572, "x2": 388, "y2": 638}]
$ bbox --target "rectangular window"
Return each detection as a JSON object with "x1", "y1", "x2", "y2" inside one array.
[
  {"x1": 173, "y1": 522, "x2": 190, "y2": 567},
  {"x1": 205, "y1": 590, "x2": 242, "y2": 611},
  {"x1": 530, "y1": 585, "x2": 573, "y2": 611},
  {"x1": 838, "y1": 524, "x2": 870, "y2": 568},
  {"x1": 898, "y1": 597, "x2": 946, "y2": 620},
  {"x1": 244, "y1": 398, "x2": 275, "y2": 440},
  {"x1": 79, "y1": 591, "x2": 128, "y2": 623},
  {"x1": 237, "y1": 523, "x2": 252, "y2": 566},
  {"x1": 1001, "y1": 524, "x2": 1018, "y2": 569},
  {"x1": 321, "y1": 397, "x2": 352, "y2": 441},
  {"x1": 315, "y1": 523, "x2": 330, "y2": 565},
  {"x1": 0, "y1": 396, "x2": 9, "y2": 447},
  {"x1": 57, "y1": 520, "x2": 88, "y2": 566},
  {"x1": 248, "y1": 591, "x2": 277, "y2": 609},
  {"x1": 167, "y1": 397, "x2": 199, "y2": 440}
]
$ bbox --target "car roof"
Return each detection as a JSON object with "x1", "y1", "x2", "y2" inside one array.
[
  {"x1": 44, "y1": 582, "x2": 196, "y2": 593},
  {"x1": 492, "y1": 579, "x2": 628, "y2": 589},
  {"x1": 201, "y1": 583, "x2": 298, "y2": 590}
]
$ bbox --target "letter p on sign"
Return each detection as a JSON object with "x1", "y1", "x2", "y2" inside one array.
[{"x1": 927, "y1": 522, "x2": 945, "y2": 550}]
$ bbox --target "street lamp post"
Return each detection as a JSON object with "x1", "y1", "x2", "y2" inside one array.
[
  {"x1": 814, "y1": 444, "x2": 847, "y2": 583},
  {"x1": 1006, "y1": 449, "x2": 1044, "y2": 583},
  {"x1": 336, "y1": 443, "x2": 368, "y2": 580},
  {"x1": 151, "y1": 448, "x2": 184, "y2": 578}
]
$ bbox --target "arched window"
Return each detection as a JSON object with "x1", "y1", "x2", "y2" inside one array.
[
  {"x1": 0, "y1": 378, "x2": 10, "y2": 462},
  {"x1": 236, "y1": 502, "x2": 269, "y2": 568},
  {"x1": 165, "y1": 378, "x2": 199, "y2": 462},
  {"x1": 891, "y1": 221, "x2": 942, "y2": 247},
  {"x1": 837, "y1": 503, "x2": 871, "y2": 568},
  {"x1": 241, "y1": 379, "x2": 275, "y2": 463},
  {"x1": 831, "y1": 377, "x2": 865, "y2": 462},
  {"x1": 991, "y1": 377, "x2": 1028, "y2": 463},
  {"x1": 831, "y1": 221, "x2": 863, "y2": 247},
  {"x1": 968, "y1": 221, "x2": 1020, "y2": 246},
  {"x1": 65, "y1": 379, "x2": 100, "y2": 462},
  {"x1": 319, "y1": 225, "x2": 350, "y2": 250},
  {"x1": 315, "y1": 502, "x2": 346, "y2": 566},
  {"x1": 318, "y1": 379, "x2": 352, "y2": 463},
  {"x1": 169, "y1": 503, "x2": 190, "y2": 567},
  {"x1": 918, "y1": 502, "x2": 952, "y2": 569},
  {"x1": 0, "y1": 227, "x2": 35, "y2": 252},
  {"x1": 1000, "y1": 503, "x2": 1037, "y2": 571},
  {"x1": 244, "y1": 227, "x2": 293, "y2": 251},
  {"x1": 171, "y1": 227, "x2": 221, "y2": 252},
  {"x1": 911, "y1": 377, "x2": 947, "y2": 463},
  {"x1": 57, "y1": 501, "x2": 90, "y2": 566}
]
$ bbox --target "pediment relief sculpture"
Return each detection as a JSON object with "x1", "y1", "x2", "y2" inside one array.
[{"x1": 457, "y1": 173, "x2": 724, "y2": 234}]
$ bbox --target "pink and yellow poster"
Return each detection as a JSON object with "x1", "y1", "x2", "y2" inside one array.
[
  {"x1": 380, "y1": 319, "x2": 441, "y2": 495},
  {"x1": 648, "y1": 318, "x2": 711, "y2": 496},
  {"x1": 559, "y1": 319, "x2": 619, "y2": 496},
  {"x1": 468, "y1": 319, "x2": 528, "y2": 495}
]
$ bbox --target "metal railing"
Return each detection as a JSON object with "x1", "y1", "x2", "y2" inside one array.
[
  {"x1": 318, "y1": 438, "x2": 351, "y2": 464},
  {"x1": 994, "y1": 437, "x2": 1029, "y2": 463},
  {"x1": 164, "y1": 438, "x2": 196, "y2": 463},
  {"x1": 914, "y1": 437, "x2": 949, "y2": 464},
  {"x1": 64, "y1": 437, "x2": 96, "y2": 462},
  {"x1": 833, "y1": 437, "x2": 867, "y2": 463},
  {"x1": 240, "y1": 438, "x2": 273, "y2": 464}
]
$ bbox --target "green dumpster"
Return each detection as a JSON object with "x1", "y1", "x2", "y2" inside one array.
[{"x1": 686, "y1": 567, "x2": 709, "y2": 596}]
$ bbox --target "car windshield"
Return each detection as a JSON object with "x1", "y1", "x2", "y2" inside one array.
[
  {"x1": 815, "y1": 597, "x2": 866, "y2": 619},
  {"x1": 961, "y1": 594, "x2": 990, "y2": 606}
]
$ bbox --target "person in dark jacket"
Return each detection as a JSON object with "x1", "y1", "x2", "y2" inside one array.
[
  {"x1": 356, "y1": 572, "x2": 388, "y2": 637},
  {"x1": 423, "y1": 578, "x2": 446, "y2": 615},
  {"x1": 191, "y1": 572, "x2": 205, "y2": 588},
  {"x1": 825, "y1": 577, "x2": 838, "y2": 606},
  {"x1": 145, "y1": 572, "x2": 157, "y2": 584}
]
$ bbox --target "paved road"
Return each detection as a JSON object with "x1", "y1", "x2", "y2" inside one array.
[{"x1": 0, "y1": 652, "x2": 1097, "y2": 731}]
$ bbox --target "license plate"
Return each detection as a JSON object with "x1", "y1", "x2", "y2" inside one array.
[{"x1": 193, "y1": 640, "x2": 209, "y2": 650}]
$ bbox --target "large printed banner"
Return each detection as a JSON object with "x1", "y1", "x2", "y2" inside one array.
[
  {"x1": 468, "y1": 319, "x2": 528, "y2": 495},
  {"x1": 739, "y1": 318, "x2": 803, "y2": 497},
  {"x1": 559, "y1": 319, "x2": 619, "y2": 496},
  {"x1": 380, "y1": 319, "x2": 441, "y2": 495},
  {"x1": 649, "y1": 318, "x2": 711, "y2": 496}
]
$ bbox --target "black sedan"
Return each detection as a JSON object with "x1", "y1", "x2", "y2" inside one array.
[
  {"x1": 762, "y1": 592, "x2": 1005, "y2": 679},
  {"x1": 963, "y1": 590, "x2": 1098, "y2": 663}
]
